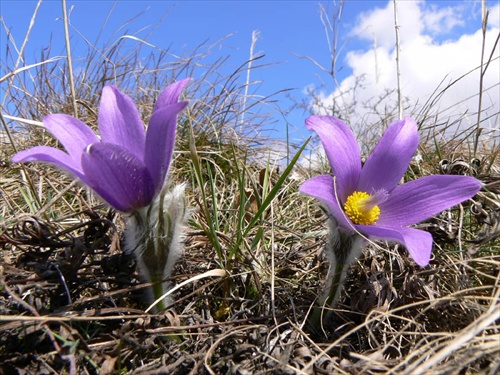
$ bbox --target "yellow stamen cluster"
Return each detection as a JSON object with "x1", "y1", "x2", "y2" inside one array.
[{"x1": 344, "y1": 191, "x2": 380, "y2": 225}]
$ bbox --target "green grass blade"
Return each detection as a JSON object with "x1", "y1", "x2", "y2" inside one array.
[{"x1": 243, "y1": 137, "x2": 310, "y2": 237}]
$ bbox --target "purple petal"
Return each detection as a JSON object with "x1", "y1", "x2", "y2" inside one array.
[
  {"x1": 358, "y1": 225, "x2": 433, "y2": 266},
  {"x1": 144, "y1": 101, "x2": 187, "y2": 191},
  {"x1": 98, "y1": 86, "x2": 146, "y2": 160},
  {"x1": 154, "y1": 78, "x2": 190, "y2": 112},
  {"x1": 43, "y1": 114, "x2": 99, "y2": 161},
  {"x1": 306, "y1": 116, "x2": 361, "y2": 202},
  {"x1": 299, "y1": 174, "x2": 353, "y2": 230},
  {"x1": 81, "y1": 143, "x2": 155, "y2": 212},
  {"x1": 378, "y1": 175, "x2": 482, "y2": 227},
  {"x1": 12, "y1": 146, "x2": 85, "y2": 180},
  {"x1": 358, "y1": 117, "x2": 419, "y2": 193}
]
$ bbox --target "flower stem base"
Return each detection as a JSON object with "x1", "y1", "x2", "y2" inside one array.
[
  {"x1": 309, "y1": 219, "x2": 365, "y2": 331},
  {"x1": 124, "y1": 183, "x2": 189, "y2": 313}
]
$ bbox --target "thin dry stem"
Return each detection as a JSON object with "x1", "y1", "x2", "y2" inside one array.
[{"x1": 61, "y1": 0, "x2": 78, "y2": 118}]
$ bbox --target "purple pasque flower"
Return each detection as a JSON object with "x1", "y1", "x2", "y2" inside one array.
[
  {"x1": 13, "y1": 79, "x2": 190, "y2": 212},
  {"x1": 300, "y1": 116, "x2": 482, "y2": 267}
]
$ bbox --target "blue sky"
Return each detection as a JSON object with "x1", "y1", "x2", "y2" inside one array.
[{"x1": 1, "y1": 0, "x2": 499, "y2": 144}]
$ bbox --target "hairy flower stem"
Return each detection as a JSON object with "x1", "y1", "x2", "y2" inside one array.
[
  {"x1": 310, "y1": 218, "x2": 365, "y2": 329},
  {"x1": 125, "y1": 183, "x2": 189, "y2": 313}
]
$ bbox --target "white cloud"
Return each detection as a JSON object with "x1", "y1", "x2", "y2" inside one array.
[
  {"x1": 312, "y1": 0, "x2": 499, "y2": 143},
  {"x1": 422, "y1": 3, "x2": 466, "y2": 35},
  {"x1": 351, "y1": 0, "x2": 424, "y2": 49},
  {"x1": 488, "y1": 2, "x2": 500, "y2": 28}
]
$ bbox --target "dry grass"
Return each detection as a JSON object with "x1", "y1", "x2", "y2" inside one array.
[{"x1": 1, "y1": 2, "x2": 500, "y2": 375}]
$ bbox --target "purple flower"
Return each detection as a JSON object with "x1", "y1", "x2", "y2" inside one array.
[
  {"x1": 300, "y1": 116, "x2": 482, "y2": 266},
  {"x1": 13, "y1": 79, "x2": 190, "y2": 212}
]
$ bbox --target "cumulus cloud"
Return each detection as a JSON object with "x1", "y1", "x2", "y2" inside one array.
[
  {"x1": 490, "y1": 2, "x2": 500, "y2": 28},
  {"x1": 422, "y1": 3, "x2": 466, "y2": 35},
  {"x1": 312, "y1": 0, "x2": 499, "y2": 143}
]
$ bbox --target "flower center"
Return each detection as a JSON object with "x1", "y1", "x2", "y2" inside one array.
[{"x1": 344, "y1": 191, "x2": 382, "y2": 225}]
